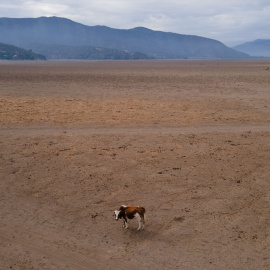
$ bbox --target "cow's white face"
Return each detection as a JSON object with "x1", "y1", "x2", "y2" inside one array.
[{"x1": 114, "y1": 210, "x2": 120, "y2": 220}]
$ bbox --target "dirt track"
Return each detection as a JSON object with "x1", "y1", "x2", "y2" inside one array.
[{"x1": 0, "y1": 60, "x2": 270, "y2": 270}]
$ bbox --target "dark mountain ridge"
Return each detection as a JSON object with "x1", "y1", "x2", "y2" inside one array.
[
  {"x1": 29, "y1": 44, "x2": 152, "y2": 60},
  {"x1": 0, "y1": 42, "x2": 46, "y2": 60},
  {"x1": 0, "y1": 16, "x2": 249, "y2": 59}
]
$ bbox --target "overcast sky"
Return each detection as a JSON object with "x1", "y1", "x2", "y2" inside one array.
[{"x1": 1, "y1": 0, "x2": 269, "y2": 46}]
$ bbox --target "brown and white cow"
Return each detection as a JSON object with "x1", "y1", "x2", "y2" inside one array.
[{"x1": 114, "y1": 205, "x2": 146, "y2": 231}]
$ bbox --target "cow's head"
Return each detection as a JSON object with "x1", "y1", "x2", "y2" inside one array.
[
  {"x1": 114, "y1": 209, "x2": 125, "y2": 220},
  {"x1": 114, "y1": 210, "x2": 120, "y2": 220}
]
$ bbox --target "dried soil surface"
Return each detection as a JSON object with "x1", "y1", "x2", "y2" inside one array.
[{"x1": 1, "y1": 60, "x2": 270, "y2": 270}]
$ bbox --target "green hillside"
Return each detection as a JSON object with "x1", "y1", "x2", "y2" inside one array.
[
  {"x1": 0, "y1": 42, "x2": 46, "y2": 60},
  {"x1": 29, "y1": 44, "x2": 152, "y2": 60}
]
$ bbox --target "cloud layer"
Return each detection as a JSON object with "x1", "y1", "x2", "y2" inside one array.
[{"x1": 1, "y1": 0, "x2": 269, "y2": 45}]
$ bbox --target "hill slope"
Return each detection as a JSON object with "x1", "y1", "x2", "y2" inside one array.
[
  {"x1": 0, "y1": 16, "x2": 249, "y2": 59},
  {"x1": 29, "y1": 44, "x2": 151, "y2": 60},
  {"x1": 0, "y1": 42, "x2": 46, "y2": 60},
  {"x1": 233, "y1": 39, "x2": 270, "y2": 57}
]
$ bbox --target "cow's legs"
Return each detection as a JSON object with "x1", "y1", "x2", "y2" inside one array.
[{"x1": 123, "y1": 218, "x2": 128, "y2": 229}]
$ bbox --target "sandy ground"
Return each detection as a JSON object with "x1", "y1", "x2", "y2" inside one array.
[{"x1": 0, "y1": 60, "x2": 270, "y2": 270}]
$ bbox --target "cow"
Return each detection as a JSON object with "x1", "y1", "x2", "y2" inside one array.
[{"x1": 114, "y1": 205, "x2": 146, "y2": 231}]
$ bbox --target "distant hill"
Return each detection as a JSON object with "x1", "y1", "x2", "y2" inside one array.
[
  {"x1": 0, "y1": 42, "x2": 46, "y2": 60},
  {"x1": 233, "y1": 39, "x2": 270, "y2": 57},
  {"x1": 29, "y1": 44, "x2": 152, "y2": 60},
  {"x1": 0, "y1": 16, "x2": 249, "y2": 59}
]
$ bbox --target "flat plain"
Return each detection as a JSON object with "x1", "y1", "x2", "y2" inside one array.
[{"x1": 0, "y1": 60, "x2": 270, "y2": 270}]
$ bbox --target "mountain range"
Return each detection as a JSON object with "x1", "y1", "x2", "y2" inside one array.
[
  {"x1": 0, "y1": 16, "x2": 249, "y2": 60},
  {"x1": 233, "y1": 39, "x2": 270, "y2": 57}
]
